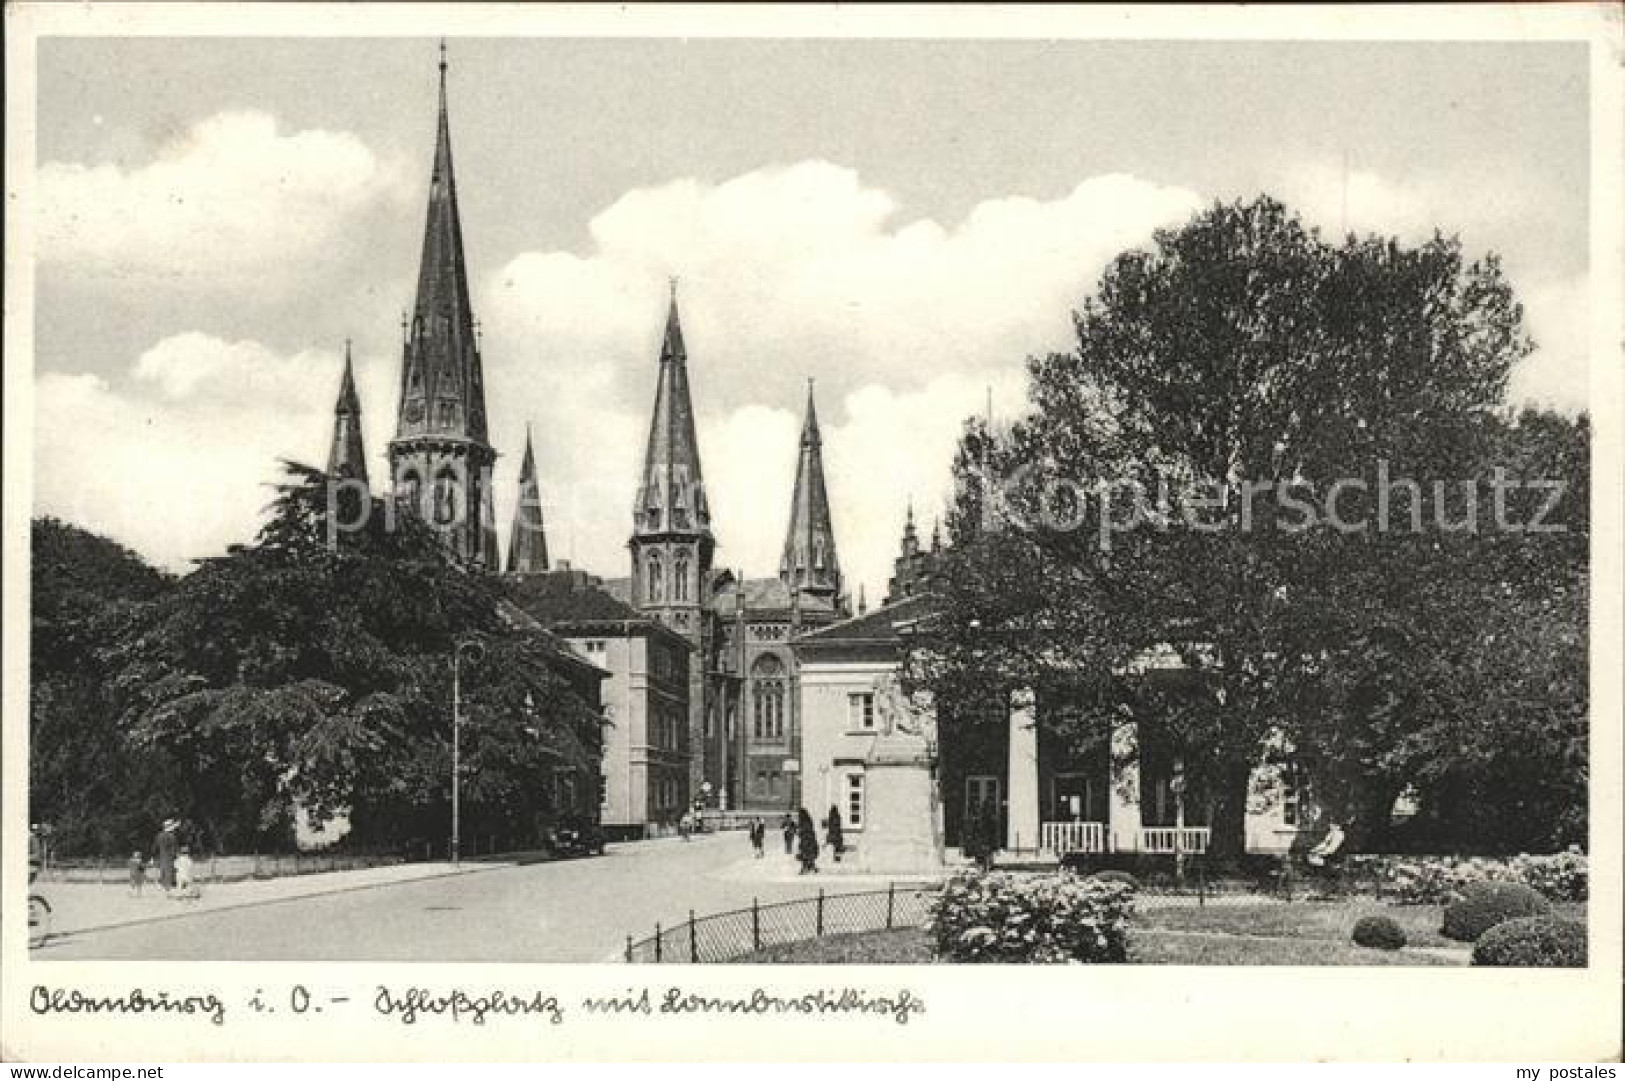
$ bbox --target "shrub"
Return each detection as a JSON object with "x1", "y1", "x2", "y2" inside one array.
[
  {"x1": 1471, "y1": 916, "x2": 1586, "y2": 968},
  {"x1": 1351, "y1": 915, "x2": 1407, "y2": 950},
  {"x1": 929, "y1": 871, "x2": 1132, "y2": 963},
  {"x1": 1357, "y1": 851, "x2": 1588, "y2": 905},
  {"x1": 1442, "y1": 881, "x2": 1551, "y2": 942},
  {"x1": 1509, "y1": 850, "x2": 1588, "y2": 902},
  {"x1": 1087, "y1": 870, "x2": 1140, "y2": 891}
]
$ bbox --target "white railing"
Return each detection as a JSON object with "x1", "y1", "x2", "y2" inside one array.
[
  {"x1": 1039, "y1": 820, "x2": 1107, "y2": 854},
  {"x1": 1139, "y1": 827, "x2": 1210, "y2": 854}
]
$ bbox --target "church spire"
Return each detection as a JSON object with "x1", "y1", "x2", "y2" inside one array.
[
  {"x1": 506, "y1": 425, "x2": 549, "y2": 575},
  {"x1": 393, "y1": 40, "x2": 488, "y2": 445},
  {"x1": 779, "y1": 378, "x2": 841, "y2": 600},
  {"x1": 387, "y1": 44, "x2": 498, "y2": 571},
  {"x1": 633, "y1": 282, "x2": 710, "y2": 539},
  {"x1": 327, "y1": 340, "x2": 369, "y2": 489}
]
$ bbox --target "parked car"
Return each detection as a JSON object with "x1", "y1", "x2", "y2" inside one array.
[{"x1": 548, "y1": 819, "x2": 606, "y2": 858}]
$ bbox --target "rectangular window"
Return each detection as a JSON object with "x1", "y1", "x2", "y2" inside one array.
[
  {"x1": 845, "y1": 773, "x2": 865, "y2": 829},
  {"x1": 848, "y1": 692, "x2": 876, "y2": 730}
]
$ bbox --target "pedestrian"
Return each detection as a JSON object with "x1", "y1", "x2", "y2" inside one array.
[
  {"x1": 128, "y1": 851, "x2": 146, "y2": 897},
  {"x1": 174, "y1": 847, "x2": 199, "y2": 901},
  {"x1": 795, "y1": 808, "x2": 820, "y2": 875},
  {"x1": 780, "y1": 813, "x2": 796, "y2": 856},
  {"x1": 28, "y1": 824, "x2": 44, "y2": 885},
  {"x1": 749, "y1": 819, "x2": 765, "y2": 859},
  {"x1": 152, "y1": 819, "x2": 179, "y2": 894},
  {"x1": 825, "y1": 805, "x2": 845, "y2": 863},
  {"x1": 678, "y1": 810, "x2": 693, "y2": 842}
]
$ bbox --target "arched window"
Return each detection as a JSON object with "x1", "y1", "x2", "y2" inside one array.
[
  {"x1": 751, "y1": 654, "x2": 787, "y2": 740},
  {"x1": 432, "y1": 466, "x2": 458, "y2": 525},
  {"x1": 647, "y1": 552, "x2": 664, "y2": 603},
  {"x1": 674, "y1": 551, "x2": 690, "y2": 601}
]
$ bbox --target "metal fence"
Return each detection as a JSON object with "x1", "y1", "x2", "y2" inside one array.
[{"x1": 625, "y1": 884, "x2": 940, "y2": 963}]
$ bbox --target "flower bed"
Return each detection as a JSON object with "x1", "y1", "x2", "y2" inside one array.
[
  {"x1": 1347, "y1": 850, "x2": 1586, "y2": 905},
  {"x1": 929, "y1": 871, "x2": 1132, "y2": 963}
]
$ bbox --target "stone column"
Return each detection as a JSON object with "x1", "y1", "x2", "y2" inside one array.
[
  {"x1": 1006, "y1": 688, "x2": 1040, "y2": 853},
  {"x1": 1108, "y1": 722, "x2": 1141, "y2": 853}
]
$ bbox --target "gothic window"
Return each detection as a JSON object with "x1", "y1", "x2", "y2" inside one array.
[
  {"x1": 813, "y1": 536, "x2": 825, "y2": 570},
  {"x1": 400, "y1": 470, "x2": 423, "y2": 515},
  {"x1": 751, "y1": 654, "x2": 787, "y2": 741},
  {"x1": 647, "y1": 552, "x2": 664, "y2": 603},
  {"x1": 674, "y1": 551, "x2": 691, "y2": 602},
  {"x1": 432, "y1": 467, "x2": 458, "y2": 525}
]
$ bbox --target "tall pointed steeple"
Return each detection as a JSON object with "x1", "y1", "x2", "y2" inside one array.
[
  {"x1": 629, "y1": 281, "x2": 714, "y2": 631},
  {"x1": 506, "y1": 425, "x2": 549, "y2": 576},
  {"x1": 779, "y1": 378, "x2": 841, "y2": 602},
  {"x1": 328, "y1": 340, "x2": 369, "y2": 489},
  {"x1": 388, "y1": 43, "x2": 498, "y2": 569},
  {"x1": 633, "y1": 281, "x2": 710, "y2": 541}
]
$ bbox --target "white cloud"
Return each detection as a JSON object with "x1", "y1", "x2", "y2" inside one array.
[
  {"x1": 38, "y1": 111, "x2": 406, "y2": 290},
  {"x1": 34, "y1": 335, "x2": 396, "y2": 572}
]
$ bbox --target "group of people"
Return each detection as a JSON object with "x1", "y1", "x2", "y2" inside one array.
[
  {"x1": 129, "y1": 818, "x2": 201, "y2": 900},
  {"x1": 744, "y1": 807, "x2": 846, "y2": 874}
]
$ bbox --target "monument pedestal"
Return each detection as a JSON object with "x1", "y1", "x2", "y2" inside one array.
[{"x1": 856, "y1": 734, "x2": 943, "y2": 874}]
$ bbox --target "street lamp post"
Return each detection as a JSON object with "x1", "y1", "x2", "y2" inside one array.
[{"x1": 452, "y1": 638, "x2": 485, "y2": 867}]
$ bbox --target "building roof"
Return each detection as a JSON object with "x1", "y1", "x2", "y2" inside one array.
[
  {"x1": 503, "y1": 569, "x2": 691, "y2": 651},
  {"x1": 709, "y1": 576, "x2": 841, "y2": 618},
  {"x1": 793, "y1": 592, "x2": 938, "y2": 651},
  {"x1": 491, "y1": 598, "x2": 608, "y2": 681}
]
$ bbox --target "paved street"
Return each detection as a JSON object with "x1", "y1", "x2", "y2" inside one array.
[{"x1": 36, "y1": 833, "x2": 918, "y2": 962}]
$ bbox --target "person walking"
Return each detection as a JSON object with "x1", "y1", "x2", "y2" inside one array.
[
  {"x1": 128, "y1": 851, "x2": 146, "y2": 898},
  {"x1": 174, "y1": 847, "x2": 199, "y2": 901},
  {"x1": 825, "y1": 805, "x2": 846, "y2": 863},
  {"x1": 780, "y1": 813, "x2": 796, "y2": 856},
  {"x1": 152, "y1": 819, "x2": 179, "y2": 895},
  {"x1": 749, "y1": 819, "x2": 765, "y2": 859},
  {"x1": 678, "y1": 810, "x2": 693, "y2": 842},
  {"x1": 795, "y1": 808, "x2": 820, "y2": 875}
]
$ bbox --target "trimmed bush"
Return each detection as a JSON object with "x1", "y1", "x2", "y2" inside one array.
[
  {"x1": 1087, "y1": 870, "x2": 1140, "y2": 891},
  {"x1": 929, "y1": 871, "x2": 1132, "y2": 963},
  {"x1": 1471, "y1": 916, "x2": 1586, "y2": 968},
  {"x1": 1351, "y1": 915, "x2": 1407, "y2": 950},
  {"x1": 1442, "y1": 880, "x2": 1551, "y2": 942}
]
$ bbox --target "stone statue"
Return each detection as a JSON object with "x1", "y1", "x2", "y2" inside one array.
[{"x1": 874, "y1": 671, "x2": 935, "y2": 746}]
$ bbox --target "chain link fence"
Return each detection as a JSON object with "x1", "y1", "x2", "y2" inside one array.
[{"x1": 625, "y1": 884, "x2": 940, "y2": 963}]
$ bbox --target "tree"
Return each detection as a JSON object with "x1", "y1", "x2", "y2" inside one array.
[
  {"x1": 913, "y1": 196, "x2": 1577, "y2": 856},
  {"x1": 31, "y1": 518, "x2": 175, "y2": 855},
  {"x1": 107, "y1": 463, "x2": 603, "y2": 853}
]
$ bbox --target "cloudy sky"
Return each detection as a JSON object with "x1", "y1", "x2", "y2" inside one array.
[{"x1": 31, "y1": 35, "x2": 1589, "y2": 598}]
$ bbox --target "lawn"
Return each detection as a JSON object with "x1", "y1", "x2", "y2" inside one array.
[
  {"x1": 1141, "y1": 900, "x2": 1586, "y2": 951},
  {"x1": 728, "y1": 898, "x2": 1586, "y2": 964}
]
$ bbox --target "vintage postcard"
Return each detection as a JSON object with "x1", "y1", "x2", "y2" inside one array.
[{"x1": 3, "y1": 2, "x2": 1621, "y2": 1063}]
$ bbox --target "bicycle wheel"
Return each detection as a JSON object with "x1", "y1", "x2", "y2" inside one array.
[{"x1": 28, "y1": 894, "x2": 52, "y2": 948}]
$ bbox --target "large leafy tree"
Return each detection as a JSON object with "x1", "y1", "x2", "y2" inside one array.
[
  {"x1": 31, "y1": 518, "x2": 176, "y2": 855},
  {"x1": 106, "y1": 464, "x2": 603, "y2": 853},
  {"x1": 914, "y1": 196, "x2": 1581, "y2": 855}
]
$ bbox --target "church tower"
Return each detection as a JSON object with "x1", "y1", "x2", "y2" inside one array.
[
  {"x1": 387, "y1": 45, "x2": 498, "y2": 570},
  {"x1": 779, "y1": 380, "x2": 843, "y2": 606},
  {"x1": 506, "y1": 426, "x2": 549, "y2": 575},
  {"x1": 629, "y1": 284, "x2": 714, "y2": 634},
  {"x1": 327, "y1": 340, "x2": 369, "y2": 490}
]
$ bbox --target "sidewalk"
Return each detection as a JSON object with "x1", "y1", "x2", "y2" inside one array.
[
  {"x1": 717, "y1": 847, "x2": 950, "y2": 888},
  {"x1": 35, "y1": 858, "x2": 518, "y2": 939}
]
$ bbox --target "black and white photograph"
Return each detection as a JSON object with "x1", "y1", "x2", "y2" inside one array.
[{"x1": 4, "y1": 2, "x2": 1620, "y2": 1064}]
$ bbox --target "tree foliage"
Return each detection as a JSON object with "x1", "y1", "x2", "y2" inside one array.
[{"x1": 36, "y1": 465, "x2": 604, "y2": 855}]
